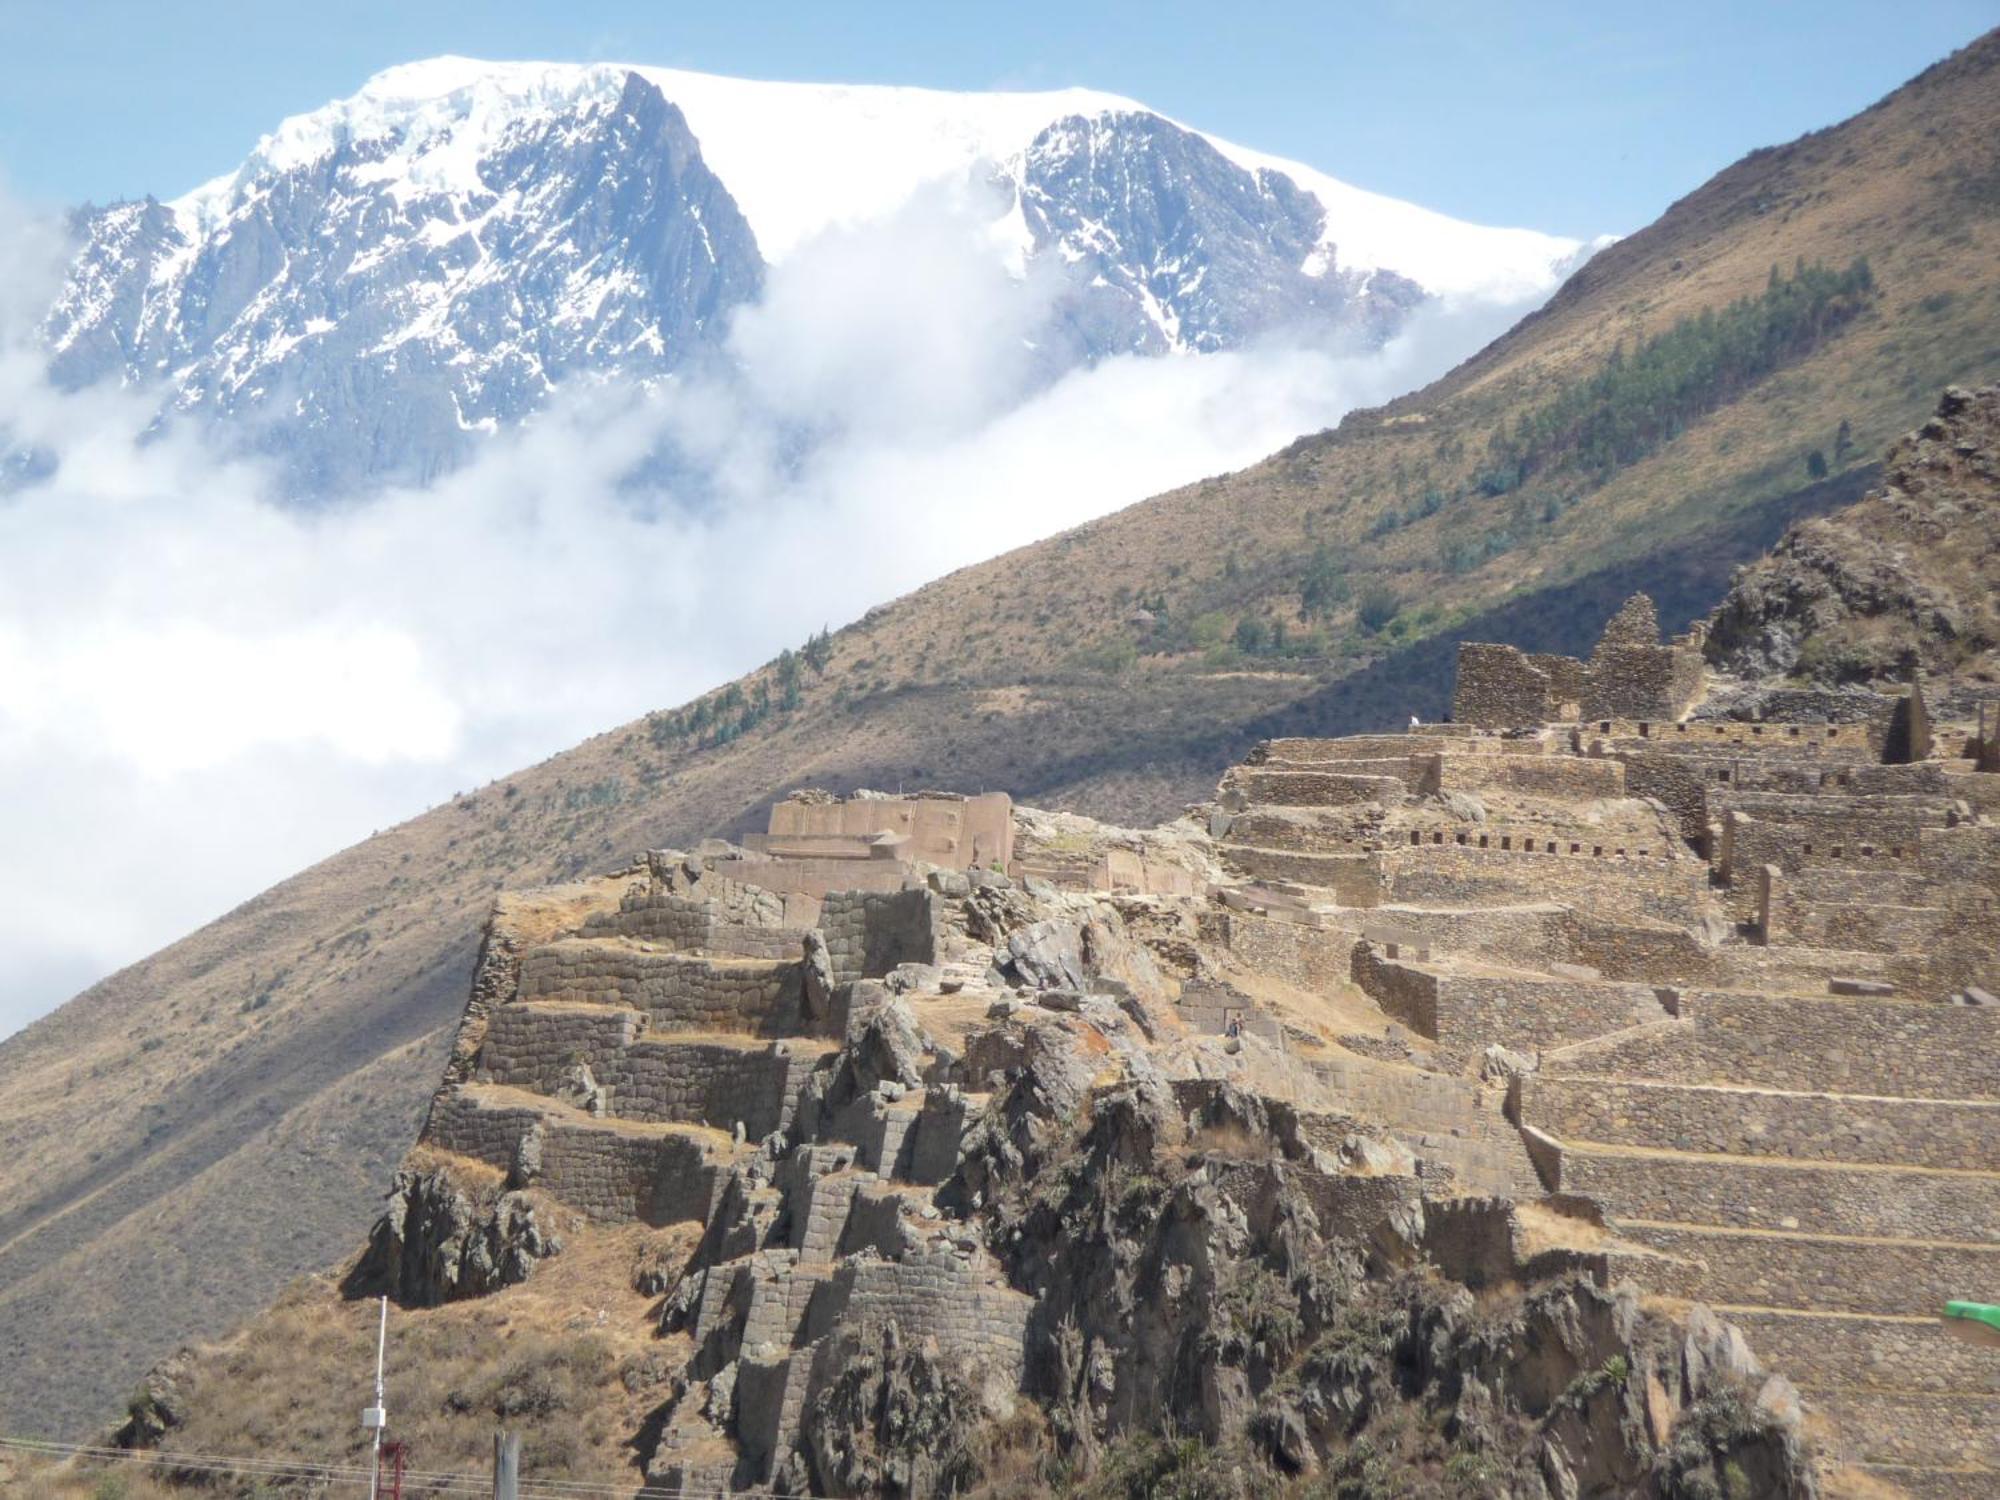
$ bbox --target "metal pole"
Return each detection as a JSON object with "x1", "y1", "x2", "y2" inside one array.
[
  {"x1": 369, "y1": 1295, "x2": 388, "y2": 1500},
  {"x1": 493, "y1": 1431, "x2": 520, "y2": 1500}
]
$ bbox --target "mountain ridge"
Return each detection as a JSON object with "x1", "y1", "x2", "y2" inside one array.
[{"x1": 43, "y1": 58, "x2": 1591, "y2": 492}]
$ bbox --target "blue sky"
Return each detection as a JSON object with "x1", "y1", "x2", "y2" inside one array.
[{"x1": 1, "y1": 1, "x2": 1992, "y2": 238}]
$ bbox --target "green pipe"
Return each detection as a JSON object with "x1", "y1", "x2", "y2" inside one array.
[{"x1": 1942, "y1": 1301, "x2": 2000, "y2": 1349}]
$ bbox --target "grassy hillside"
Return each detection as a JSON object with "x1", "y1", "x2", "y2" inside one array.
[{"x1": 2, "y1": 28, "x2": 1996, "y2": 1440}]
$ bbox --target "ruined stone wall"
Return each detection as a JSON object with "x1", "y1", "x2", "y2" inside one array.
[
  {"x1": 1211, "y1": 908, "x2": 1358, "y2": 993},
  {"x1": 1426, "y1": 753, "x2": 1625, "y2": 800},
  {"x1": 1324, "y1": 902, "x2": 1576, "y2": 972},
  {"x1": 819, "y1": 887, "x2": 943, "y2": 985},
  {"x1": 1390, "y1": 820, "x2": 1680, "y2": 862},
  {"x1": 1581, "y1": 644, "x2": 1704, "y2": 722},
  {"x1": 517, "y1": 942, "x2": 808, "y2": 1036},
  {"x1": 768, "y1": 792, "x2": 1013, "y2": 870},
  {"x1": 1523, "y1": 1076, "x2": 1996, "y2": 1171},
  {"x1": 1257, "y1": 734, "x2": 1467, "y2": 763},
  {"x1": 1221, "y1": 807, "x2": 1387, "y2": 854},
  {"x1": 1591, "y1": 719, "x2": 1876, "y2": 755},
  {"x1": 1452, "y1": 643, "x2": 1554, "y2": 728},
  {"x1": 1719, "y1": 807, "x2": 1938, "y2": 906},
  {"x1": 1529, "y1": 652, "x2": 1589, "y2": 712}
]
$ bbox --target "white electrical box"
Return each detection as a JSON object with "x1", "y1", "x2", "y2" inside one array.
[{"x1": 362, "y1": 1406, "x2": 388, "y2": 1429}]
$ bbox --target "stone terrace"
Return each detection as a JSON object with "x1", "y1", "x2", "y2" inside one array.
[
  {"x1": 1204, "y1": 605, "x2": 1999, "y2": 1498},
  {"x1": 413, "y1": 841, "x2": 1037, "y2": 1492}
]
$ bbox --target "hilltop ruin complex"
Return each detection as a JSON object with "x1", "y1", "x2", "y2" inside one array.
[{"x1": 234, "y1": 588, "x2": 1986, "y2": 1500}]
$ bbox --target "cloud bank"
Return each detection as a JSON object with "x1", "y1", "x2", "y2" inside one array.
[{"x1": 0, "y1": 184, "x2": 1550, "y2": 1038}]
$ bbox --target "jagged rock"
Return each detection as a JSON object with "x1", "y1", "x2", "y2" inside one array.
[
  {"x1": 1005, "y1": 919, "x2": 1088, "y2": 990},
  {"x1": 799, "y1": 1325, "x2": 982, "y2": 1498},
  {"x1": 845, "y1": 996, "x2": 928, "y2": 1093},
  {"x1": 802, "y1": 929, "x2": 836, "y2": 1022},
  {"x1": 1683, "y1": 1304, "x2": 1764, "y2": 1392},
  {"x1": 346, "y1": 1168, "x2": 561, "y2": 1307},
  {"x1": 1706, "y1": 382, "x2": 2000, "y2": 687},
  {"x1": 1444, "y1": 790, "x2": 1489, "y2": 824},
  {"x1": 1481, "y1": 1043, "x2": 1536, "y2": 1085},
  {"x1": 554, "y1": 1060, "x2": 607, "y2": 1116},
  {"x1": 511, "y1": 1121, "x2": 544, "y2": 1186},
  {"x1": 112, "y1": 1349, "x2": 196, "y2": 1449}
]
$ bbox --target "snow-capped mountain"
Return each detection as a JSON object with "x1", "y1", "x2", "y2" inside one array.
[{"x1": 45, "y1": 58, "x2": 1596, "y2": 493}]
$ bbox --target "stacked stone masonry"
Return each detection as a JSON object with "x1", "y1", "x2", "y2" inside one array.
[{"x1": 1206, "y1": 615, "x2": 2000, "y2": 1495}]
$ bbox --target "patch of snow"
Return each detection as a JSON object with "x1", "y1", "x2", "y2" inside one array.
[{"x1": 163, "y1": 55, "x2": 1595, "y2": 297}]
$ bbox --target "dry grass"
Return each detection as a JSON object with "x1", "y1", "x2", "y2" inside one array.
[{"x1": 123, "y1": 1220, "x2": 695, "y2": 1497}]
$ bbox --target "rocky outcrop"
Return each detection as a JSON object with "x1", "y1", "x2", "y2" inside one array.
[
  {"x1": 795, "y1": 1326, "x2": 984, "y2": 1498},
  {"x1": 1706, "y1": 383, "x2": 2000, "y2": 686},
  {"x1": 962, "y1": 1071, "x2": 1814, "y2": 1499},
  {"x1": 345, "y1": 1167, "x2": 562, "y2": 1307}
]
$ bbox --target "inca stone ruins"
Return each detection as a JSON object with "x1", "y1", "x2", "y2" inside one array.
[{"x1": 352, "y1": 597, "x2": 1997, "y2": 1498}]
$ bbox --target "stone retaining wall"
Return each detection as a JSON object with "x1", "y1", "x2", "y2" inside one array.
[
  {"x1": 1554, "y1": 1145, "x2": 2000, "y2": 1242},
  {"x1": 1376, "y1": 846, "x2": 1708, "y2": 926},
  {"x1": 799, "y1": 1251, "x2": 1032, "y2": 1373},
  {"x1": 1523, "y1": 1077, "x2": 1997, "y2": 1169},
  {"x1": 1426, "y1": 753, "x2": 1625, "y2": 800},
  {"x1": 1217, "y1": 845, "x2": 1382, "y2": 902},
  {"x1": 1224, "y1": 806, "x2": 1388, "y2": 854},
  {"x1": 820, "y1": 887, "x2": 942, "y2": 985},
  {"x1": 1813, "y1": 1392, "x2": 1998, "y2": 1469},
  {"x1": 426, "y1": 1089, "x2": 729, "y2": 1225},
  {"x1": 517, "y1": 941, "x2": 807, "y2": 1035},
  {"x1": 1225, "y1": 766, "x2": 1423, "y2": 806},
  {"x1": 586, "y1": 890, "x2": 808, "y2": 959},
  {"x1": 477, "y1": 1003, "x2": 823, "y2": 1137},
  {"x1": 1213, "y1": 908, "x2": 1355, "y2": 992},
  {"x1": 1550, "y1": 991, "x2": 2000, "y2": 1099},
  {"x1": 1622, "y1": 1222, "x2": 2000, "y2": 1318},
  {"x1": 1724, "y1": 1311, "x2": 2000, "y2": 1396},
  {"x1": 1352, "y1": 947, "x2": 1669, "y2": 1063}
]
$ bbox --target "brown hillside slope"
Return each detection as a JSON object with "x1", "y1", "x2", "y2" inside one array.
[{"x1": 2, "y1": 29, "x2": 1997, "y2": 1439}]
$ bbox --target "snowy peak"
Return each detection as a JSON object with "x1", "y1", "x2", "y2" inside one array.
[{"x1": 45, "y1": 57, "x2": 1599, "y2": 494}]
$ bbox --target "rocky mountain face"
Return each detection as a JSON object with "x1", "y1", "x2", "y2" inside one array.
[
  {"x1": 1016, "y1": 111, "x2": 1425, "y2": 360},
  {"x1": 1706, "y1": 383, "x2": 2000, "y2": 690},
  {"x1": 41, "y1": 62, "x2": 1574, "y2": 494},
  {"x1": 47, "y1": 72, "x2": 765, "y2": 493}
]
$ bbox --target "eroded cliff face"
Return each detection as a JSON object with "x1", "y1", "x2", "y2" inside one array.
[{"x1": 1706, "y1": 383, "x2": 2000, "y2": 690}]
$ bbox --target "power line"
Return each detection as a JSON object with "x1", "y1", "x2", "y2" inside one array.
[{"x1": 0, "y1": 1434, "x2": 780, "y2": 1499}]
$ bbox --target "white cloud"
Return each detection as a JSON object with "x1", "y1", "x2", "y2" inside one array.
[{"x1": 0, "y1": 186, "x2": 1556, "y2": 1038}]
